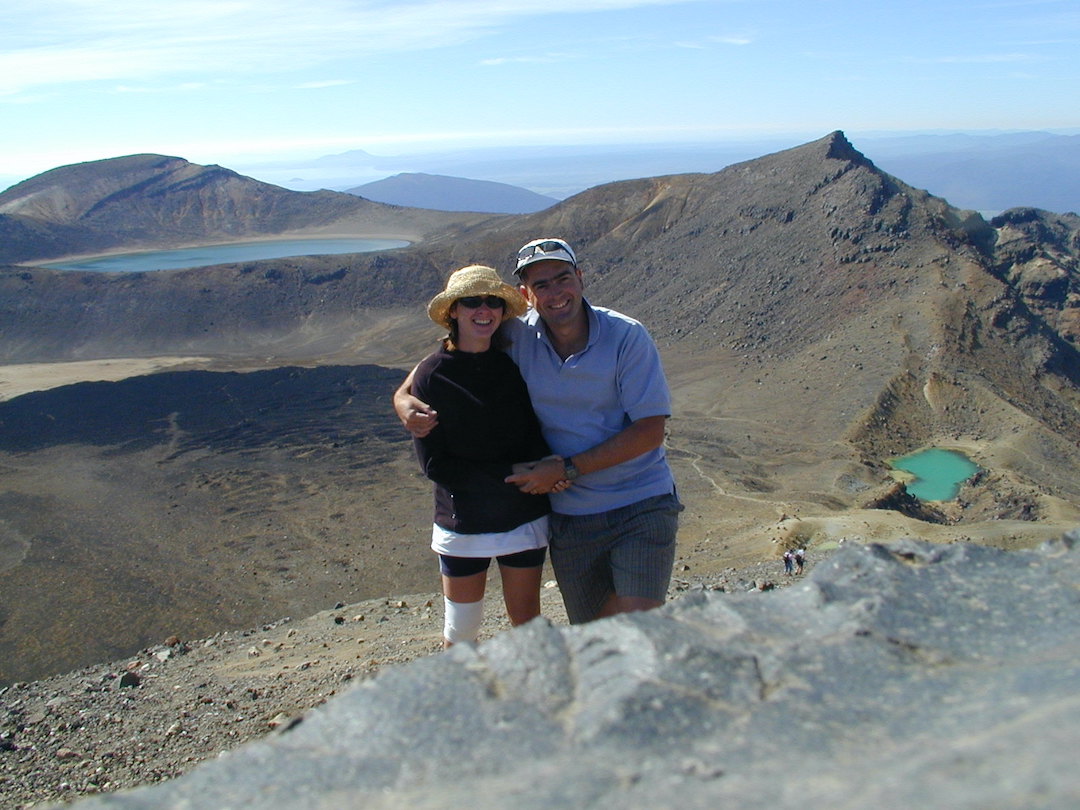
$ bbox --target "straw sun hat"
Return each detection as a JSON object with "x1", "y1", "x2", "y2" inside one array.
[{"x1": 427, "y1": 265, "x2": 528, "y2": 329}]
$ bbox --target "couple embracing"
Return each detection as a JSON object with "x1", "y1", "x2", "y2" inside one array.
[{"x1": 394, "y1": 238, "x2": 682, "y2": 647}]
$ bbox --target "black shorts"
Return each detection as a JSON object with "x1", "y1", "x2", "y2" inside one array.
[{"x1": 439, "y1": 546, "x2": 548, "y2": 577}]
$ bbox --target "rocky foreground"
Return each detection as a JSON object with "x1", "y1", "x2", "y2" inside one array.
[
  {"x1": 7, "y1": 534, "x2": 1078, "y2": 810},
  {"x1": 0, "y1": 558, "x2": 792, "y2": 809}
]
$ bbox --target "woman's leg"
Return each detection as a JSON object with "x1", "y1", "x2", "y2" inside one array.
[
  {"x1": 495, "y1": 548, "x2": 547, "y2": 627},
  {"x1": 441, "y1": 571, "x2": 487, "y2": 649},
  {"x1": 442, "y1": 570, "x2": 487, "y2": 603},
  {"x1": 497, "y1": 563, "x2": 543, "y2": 625},
  {"x1": 440, "y1": 556, "x2": 490, "y2": 649}
]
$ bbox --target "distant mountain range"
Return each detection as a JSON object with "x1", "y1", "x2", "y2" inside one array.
[
  {"x1": 865, "y1": 132, "x2": 1080, "y2": 215},
  {"x1": 2, "y1": 133, "x2": 1078, "y2": 360},
  {"x1": 232, "y1": 131, "x2": 1080, "y2": 215},
  {"x1": 4, "y1": 131, "x2": 1076, "y2": 225},
  {"x1": 348, "y1": 172, "x2": 558, "y2": 214},
  {"x1": 238, "y1": 140, "x2": 810, "y2": 199}
]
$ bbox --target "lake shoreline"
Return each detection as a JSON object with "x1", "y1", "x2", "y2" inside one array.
[
  {"x1": 33, "y1": 234, "x2": 412, "y2": 272},
  {"x1": 889, "y1": 446, "x2": 981, "y2": 502}
]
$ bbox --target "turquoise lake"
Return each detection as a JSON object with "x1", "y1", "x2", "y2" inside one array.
[
  {"x1": 40, "y1": 238, "x2": 409, "y2": 273},
  {"x1": 890, "y1": 448, "x2": 981, "y2": 501}
]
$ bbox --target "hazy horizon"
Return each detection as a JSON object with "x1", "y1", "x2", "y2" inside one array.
[
  {"x1": 3, "y1": 0, "x2": 1077, "y2": 192},
  {"x1": 5, "y1": 128, "x2": 1078, "y2": 216}
]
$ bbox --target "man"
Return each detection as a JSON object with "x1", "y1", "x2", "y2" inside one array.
[{"x1": 394, "y1": 238, "x2": 680, "y2": 623}]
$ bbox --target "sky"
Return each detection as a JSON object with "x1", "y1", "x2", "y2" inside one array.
[{"x1": 2, "y1": 0, "x2": 1079, "y2": 190}]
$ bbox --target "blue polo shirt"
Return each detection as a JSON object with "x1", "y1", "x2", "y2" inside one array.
[{"x1": 505, "y1": 300, "x2": 675, "y2": 516}]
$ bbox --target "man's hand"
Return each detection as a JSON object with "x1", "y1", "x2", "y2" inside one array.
[
  {"x1": 393, "y1": 368, "x2": 438, "y2": 437},
  {"x1": 403, "y1": 400, "x2": 439, "y2": 438},
  {"x1": 506, "y1": 457, "x2": 568, "y2": 494}
]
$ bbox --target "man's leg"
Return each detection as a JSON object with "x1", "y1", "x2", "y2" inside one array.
[
  {"x1": 550, "y1": 493, "x2": 681, "y2": 623},
  {"x1": 597, "y1": 593, "x2": 663, "y2": 619},
  {"x1": 607, "y1": 492, "x2": 681, "y2": 616},
  {"x1": 548, "y1": 511, "x2": 614, "y2": 624}
]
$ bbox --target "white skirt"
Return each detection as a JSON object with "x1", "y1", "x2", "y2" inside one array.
[{"x1": 431, "y1": 515, "x2": 550, "y2": 559}]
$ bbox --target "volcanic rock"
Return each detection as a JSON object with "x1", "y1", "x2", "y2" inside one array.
[{"x1": 57, "y1": 532, "x2": 1080, "y2": 810}]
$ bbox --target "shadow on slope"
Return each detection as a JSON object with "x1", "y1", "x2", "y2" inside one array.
[
  {"x1": 0, "y1": 365, "x2": 405, "y2": 454},
  {"x1": 0, "y1": 365, "x2": 435, "y2": 685}
]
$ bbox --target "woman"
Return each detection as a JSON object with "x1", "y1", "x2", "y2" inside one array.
[{"x1": 412, "y1": 265, "x2": 552, "y2": 647}]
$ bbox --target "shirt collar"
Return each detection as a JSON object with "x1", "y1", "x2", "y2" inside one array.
[{"x1": 522, "y1": 298, "x2": 598, "y2": 353}]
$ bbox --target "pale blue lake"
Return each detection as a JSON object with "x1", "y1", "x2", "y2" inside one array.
[
  {"x1": 891, "y1": 448, "x2": 981, "y2": 501},
  {"x1": 40, "y1": 238, "x2": 409, "y2": 273}
]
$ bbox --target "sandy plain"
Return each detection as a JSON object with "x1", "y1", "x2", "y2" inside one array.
[{"x1": 0, "y1": 358, "x2": 215, "y2": 402}]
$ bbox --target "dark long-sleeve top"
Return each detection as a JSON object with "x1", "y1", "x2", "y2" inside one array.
[{"x1": 412, "y1": 344, "x2": 551, "y2": 534}]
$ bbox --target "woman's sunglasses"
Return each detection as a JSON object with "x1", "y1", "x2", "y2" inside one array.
[{"x1": 457, "y1": 295, "x2": 506, "y2": 310}]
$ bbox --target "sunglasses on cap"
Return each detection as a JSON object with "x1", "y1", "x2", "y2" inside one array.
[
  {"x1": 517, "y1": 240, "x2": 576, "y2": 264},
  {"x1": 456, "y1": 295, "x2": 506, "y2": 310}
]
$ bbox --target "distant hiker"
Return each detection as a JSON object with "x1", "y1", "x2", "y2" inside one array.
[
  {"x1": 410, "y1": 266, "x2": 553, "y2": 648},
  {"x1": 794, "y1": 548, "x2": 805, "y2": 575},
  {"x1": 783, "y1": 550, "x2": 794, "y2": 575},
  {"x1": 396, "y1": 238, "x2": 681, "y2": 625}
]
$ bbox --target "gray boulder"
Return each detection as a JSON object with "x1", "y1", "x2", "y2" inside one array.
[{"x1": 65, "y1": 534, "x2": 1080, "y2": 809}]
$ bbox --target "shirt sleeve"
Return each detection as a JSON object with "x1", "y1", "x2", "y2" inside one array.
[{"x1": 616, "y1": 322, "x2": 672, "y2": 422}]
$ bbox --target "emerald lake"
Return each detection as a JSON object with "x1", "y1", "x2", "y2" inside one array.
[
  {"x1": 40, "y1": 238, "x2": 409, "y2": 273},
  {"x1": 890, "y1": 448, "x2": 981, "y2": 501}
]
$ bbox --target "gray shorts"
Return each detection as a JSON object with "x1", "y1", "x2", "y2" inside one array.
[{"x1": 549, "y1": 492, "x2": 681, "y2": 624}]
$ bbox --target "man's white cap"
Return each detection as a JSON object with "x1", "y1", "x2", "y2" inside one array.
[{"x1": 515, "y1": 238, "x2": 577, "y2": 277}]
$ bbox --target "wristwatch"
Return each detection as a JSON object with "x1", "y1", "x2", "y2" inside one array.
[{"x1": 563, "y1": 456, "x2": 580, "y2": 481}]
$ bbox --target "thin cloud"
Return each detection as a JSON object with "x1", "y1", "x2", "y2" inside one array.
[
  {"x1": 479, "y1": 54, "x2": 572, "y2": 66},
  {"x1": 0, "y1": 0, "x2": 704, "y2": 95},
  {"x1": 296, "y1": 79, "x2": 356, "y2": 89},
  {"x1": 709, "y1": 35, "x2": 753, "y2": 45},
  {"x1": 111, "y1": 82, "x2": 209, "y2": 94},
  {"x1": 912, "y1": 52, "x2": 1046, "y2": 64},
  {"x1": 674, "y1": 33, "x2": 753, "y2": 49}
]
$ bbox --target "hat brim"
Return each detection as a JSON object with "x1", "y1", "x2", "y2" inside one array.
[{"x1": 427, "y1": 268, "x2": 528, "y2": 329}]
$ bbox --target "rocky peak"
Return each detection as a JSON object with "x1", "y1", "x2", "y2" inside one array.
[{"x1": 823, "y1": 129, "x2": 871, "y2": 165}]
